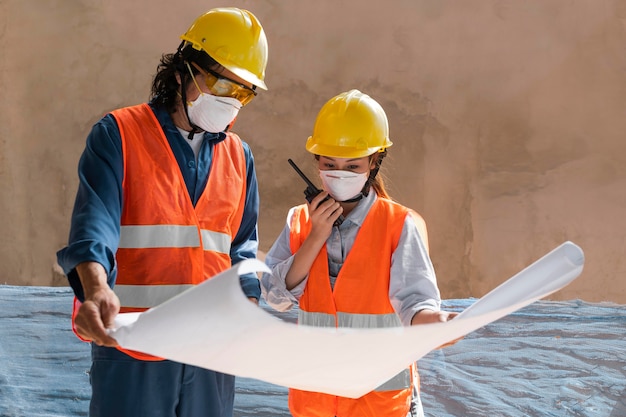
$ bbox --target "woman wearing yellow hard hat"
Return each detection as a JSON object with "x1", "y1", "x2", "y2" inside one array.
[
  {"x1": 57, "y1": 7, "x2": 268, "y2": 417},
  {"x1": 262, "y1": 89, "x2": 459, "y2": 417}
]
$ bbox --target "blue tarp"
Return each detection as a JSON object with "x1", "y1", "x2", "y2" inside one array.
[{"x1": 0, "y1": 285, "x2": 624, "y2": 417}]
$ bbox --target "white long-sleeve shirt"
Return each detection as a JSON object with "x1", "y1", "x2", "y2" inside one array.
[{"x1": 261, "y1": 191, "x2": 441, "y2": 326}]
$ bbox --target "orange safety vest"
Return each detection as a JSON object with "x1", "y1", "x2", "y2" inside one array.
[
  {"x1": 71, "y1": 103, "x2": 247, "y2": 360},
  {"x1": 288, "y1": 198, "x2": 416, "y2": 417}
]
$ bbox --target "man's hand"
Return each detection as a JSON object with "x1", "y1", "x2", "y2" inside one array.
[{"x1": 75, "y1": 262, "x2": 120, "y2": 347}]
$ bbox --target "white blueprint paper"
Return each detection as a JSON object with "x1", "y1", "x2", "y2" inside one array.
[{"x1": 109, "y1": 241, "x2": 584, "y2": 399}]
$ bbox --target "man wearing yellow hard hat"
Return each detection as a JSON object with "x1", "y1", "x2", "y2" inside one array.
[{"x1": 57, "y1": 8, "x2": 268, "y2": 416}]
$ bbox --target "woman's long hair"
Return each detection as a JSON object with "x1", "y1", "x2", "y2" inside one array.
[{"x1": 369, "y1": 152, "x2": 391, "y2": 199}]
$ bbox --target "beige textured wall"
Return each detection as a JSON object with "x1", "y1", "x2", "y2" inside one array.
[{"x1": 1, "y1": 0, "x2": 625, "y2": 303}]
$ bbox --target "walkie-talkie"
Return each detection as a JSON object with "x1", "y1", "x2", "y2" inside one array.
[{"x1": 288, "y1": 158, "x2": 344, "y2": 226}]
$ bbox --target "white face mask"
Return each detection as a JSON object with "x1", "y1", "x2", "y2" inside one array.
[
  {"x1": 319, "y1": 170, "x2": 369, "y2": 202},
  {"x1": 187, "y1": 93, "x2": 242, "y2": 133}
]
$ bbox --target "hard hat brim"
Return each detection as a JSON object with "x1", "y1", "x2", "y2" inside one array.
[{"x1": 306, "y1": 139, "x2": 392, "y2": 159}]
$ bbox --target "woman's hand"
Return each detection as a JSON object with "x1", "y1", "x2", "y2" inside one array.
[
  {"x1": 411, "y1": 309, "x2": 458, "y2": 325},
  {"x1": 307, "y1": 191, "x2": 343, "y2": 241},
  {"x1": 411, "y1": 309, "x2": 463, "y2": 349},
  {"x1": 284, "y1": 192, "x2": 342, "y2": 291}
]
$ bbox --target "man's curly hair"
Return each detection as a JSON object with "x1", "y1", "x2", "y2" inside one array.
[{"x1": 149, "y1": 43, "x2": 220, "y2": 114}]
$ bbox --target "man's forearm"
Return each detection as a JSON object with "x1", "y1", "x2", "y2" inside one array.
[{"x1": 76, "y1": 261, "x2": 110, "y2": 299}]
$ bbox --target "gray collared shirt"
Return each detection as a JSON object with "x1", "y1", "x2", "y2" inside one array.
[{"x1": 261, "y1": 191, "x2": 441, "y2": 326}]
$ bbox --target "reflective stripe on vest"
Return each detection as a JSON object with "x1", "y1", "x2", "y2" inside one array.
[
  {"x1": 298, "y1": 310, "x2": 411, "y2": 392},
  {"x1": 119, "y1": 225, "x2": 200, "y2": 249},
  {"x1": 119, "y1": 225, "x2": 230, "y2": 253},
  {"x1": 298, "y1": 311, "x2": 402, "y2": 328},
  {"x1": 200, "y1": 229, "x2": 231, "y2": 253},
  {"x1": 114, "y1": 284, "x2": 194, "y2": 309}
]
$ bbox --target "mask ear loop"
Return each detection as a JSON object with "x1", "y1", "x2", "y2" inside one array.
[{"x1": 185, "y1": 62, "x2": 205, "y2": 97}]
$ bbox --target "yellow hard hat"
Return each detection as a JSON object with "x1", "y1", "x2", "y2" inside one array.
[
  {"x1": 306, "y1": 90, "x2": 392, "y2": 158},
  {"x1": 180, "y1": 8, "x2": 268, "y2": 90}
]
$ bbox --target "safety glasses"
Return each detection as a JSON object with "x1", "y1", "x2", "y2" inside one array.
[{"x1": 190, "y1": 62, "x2": 257, "y2": 106}]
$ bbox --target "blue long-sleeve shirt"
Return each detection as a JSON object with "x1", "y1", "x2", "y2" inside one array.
[{"x1": 57, "y1": 102, "x2": 261, "y2": 301}]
